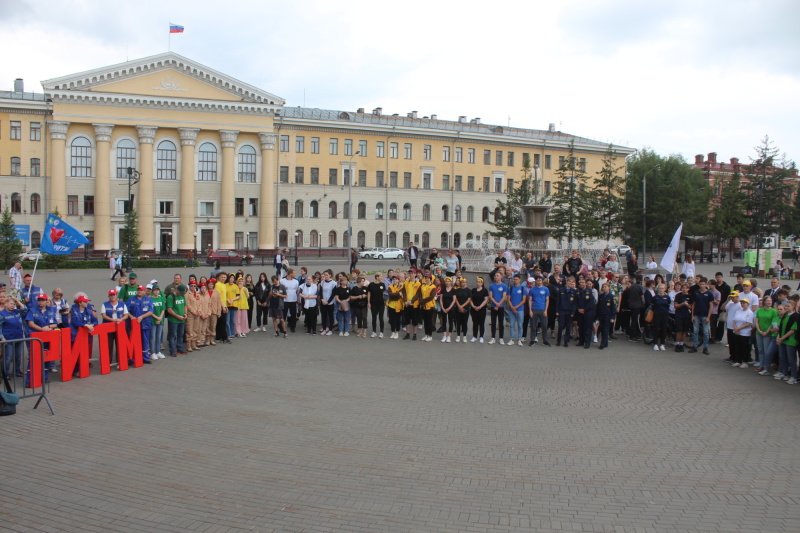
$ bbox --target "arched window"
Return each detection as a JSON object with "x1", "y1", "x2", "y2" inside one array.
[
  {"x1": 402, "y1": 232, "x2": 411, "y2": 248},
  {"x1": 375, "y1": 231, "x2": 384, "y2": 247},
  {"x1": 421, "y1": 231, "x2": 430, "y2": 248},
  {"x1": 466, "y1": 232, "x2": 474, "y2": 241},
  {"x1": 30, "y1": 231, "x2": 41, "y2": 249},
  {"x1": 310, "y1": 230, "x2": 319, "y2": 247},
  {"x1": 328, "y1": 230, "x2": 337, "y2": 247},
  {"x1": 238, "y1": 145, "x2": 257, "y2": 182},
  {"x1": 441, "y1": 204, "x2": 449, "y2": 221},
  {"x1": 454, "y1": 205, "x2": 462, "y2": 222},
  {"x1": 156, "y1": 140, "x2": 177, "y2": 180},
  {"x1": 467, "y1": 206, "x2": 474, "y2": 222},
  {"x1": 116, "y1": 139, "x2": 136, "y2": 178},
  {"x1": 343, "y1": 202, "x2": 350, "y2": 220},
  {"x1": 71, "y1": 136, "x2": 92, "y2": 177},
  {"x1": 453, "y1": 233, "x2": 461, "y2": 248},
  {"x1": 482, "y1": 206, "x2": 490, "y2": 222},
  {"x1": 294, "y1": 200, "x2": 304, "y2": 218},
  {"x1": 357, "y1": 230, "x2": 365, "y2": 247},
  {"x1": 389, "y1": 203, "x2": 397, "y2": 220},
  {"x1": 441, "y1": 232, "x2": 449, "y2": 248},
  {"x1": 295, "y1": 230, "x2": 303, "y2": 248},
  {"x1": 11, "y1": 193, "x2": 21, "y2": 214},
  {"x1": 357, "y1": 201, "x2": 366, "y2": 219},
  {"x1": 422, "y1": 204, "x2": 431, "y2": 221},
  {"x1": 494, "y1": 207, "x2": 501, "y2": 221},
  {"x1": 278, "y1": 230, "x2": 288, "y2": 248},
  {"x1": 329, "y1": 201, "x2": 338, "y2": 218},
  {"x1": 30, "y1": 193, "x2": 41, "y2": 215},
  {"x1": 389, "y1": 231, "x2": 397, "y2": 248},
  {"x1": 375, "y1": 202, "x2": 384, "y2": 219},
  {"x1": 310, "y1": 200, "x2": 319, "y2": 218},
  {"x1": 198, "y1": 142, "x2": 217, "y2": 181},
  {"x1": 279, "y1": 200, "x2": 289, "y2": 218},
  {"x1": 403, "y1": 203, "x2": 412, "y2": 221}
]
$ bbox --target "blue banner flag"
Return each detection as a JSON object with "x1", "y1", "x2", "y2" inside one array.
[{"x1": 40, "y1": 213, "x2": 89, "y2": 255}]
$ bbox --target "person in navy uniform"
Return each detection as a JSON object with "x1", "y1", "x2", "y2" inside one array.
[
  {"x1": 574, "y1": 278, "x2": 589, "y2": 346},
  {"x1": 578, "y1": 278, "x2": 597, "y2": 349},
  {"x1": 127, "y1": 285, "x2": 155, "y2": 364},
  {"x1": 596, "y1": 283, "x2": 616, "y2": 350},
  {"x1": 26, "y1": 293, "x2": 59, "y2": 377},
  {"x1": 101, "y1": 289, "x2": 129, "y2": 368},
  {"x1": 556, "y1": 277, "x2": 577, "y2": 348}
]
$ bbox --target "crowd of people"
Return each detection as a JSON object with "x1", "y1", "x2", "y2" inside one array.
[{"x1": 1, "y1": 247, "x2": 799, "y2": 388}]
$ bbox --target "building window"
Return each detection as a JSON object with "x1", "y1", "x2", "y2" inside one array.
[
  {"x1": 344, "y1": 139, "x2": 353, "y2": 156},
  {"x1": 328, "y1": 168, "x2": 337, "y2": 185},
  {"x1": 376, "y1": 202, "x2": 384, "y2": 219},
  {"x1": 294, "y1": 200, "x2": 304, "y2": 218},
  {"x1": 66, "y1": 195, "x2": 78, "y2": 216},
  {"x1": 30, "y1": 158, "x2": 40, "y2": 177},
  {"x1": 390, "y1": 171, "x2": 398, "y2": 188},
  {"x1": 402, "y1": 232, "x2": 411, "y2": 249},
  {"x1": 156, "y1": 140, "x2": 176, "y2": 180},
  {"x1": 296, "y1": 136, "x2": 305, "y2": 153},
  {"x1": 31, "y1": 231, "x2": 41, "y2": 248},
  {"x1": 199, "y1": 201, "x2": 214, "y2": 216},
  {"x1": 116, "y1": 139, "x2": 137, "y2": 178},
  {"x1": 311, "y1": 137, "x2": 320, "y2": 154},
  {"x1": 403, "y1": 172, "x2": 411, "y2": 189},
  {"x1": 235, "y1": 197, "x2": 244, "y2": 217},
  {"x1": 375, "y1": 231, "x2": 383, "y2": 248},
  {"x1": 423, "y1": 173, "x2": 432, "y2": 189},
  {"x1": 507, "y1": 179, "x2": 515, "y2": 192},
  {"x1": 494, "y1": 207, "x2": 502, "y2": 221},
  {"x1": 496, "y1": 150, "x2": 503, "y2": 166},
  {"x1": 30, "y1": 193, "x2": 41, "y2": 214},
  {"x1": 424, "y1": 145, "x2": 431, "y2": 160},
  {"x1": 453, "y1": 233, "x2": 461, "y2": 248},
  {"x1": 30, "y1": 122, "x2": 41, "y2": 141},
  {"x1": 482, "y1": 206, "x2": 490, "y2": 222},
  {"x1": 82, "y1": 195, "x2": 93, "y2": 215},
  {"x1": 422, "y1": 204, "x2": 431, "y2": 221},
  {"x1": 484, "y1": 150, "x2": 491, "y2": 165},
  {"x1": 279, "y1": 166, "x2": 289, "y2": 183},
  {"x1": 441, "y1": 232, "x2": 449, "y2": 248},
  {"x1": 10, "y1": 121, "x2": 21, "y2": 140},
  {"x1": 357, "y1": 202, "x2": 367, "y2": 219},
  {"x1": 329, "y1": 138, "x2": 338, "y2": 155},
  {"x1": 441, "y1": 205, "x2": 449, "y2": 221},
  {"x1": 238, "y1": 146, "x2": 257, "y2": 182},
  {"x1": 455, "y1": 175, "x2": 462, "y2": 191},
  {"x1": 390, "y1": 142, "x2": 398, "y2": 159},
  {"x1": 523, "y1": 153, "x2": 530, "y2": 167},
  {"x1": 494, "y1": 177, "x2": 503, "y2": 193},
  {"x1": 310, "y1": 230, "x2": 319, "y2": 248},
  {"x1": 467, "y1": 176, "x2": 474, "y2": 191},
  {"x1": 559, "y1": 156, "x2": 566, "y2": 169},
  {"x1": 358, "y1": 169, "x2": 366, "y2": 187},
  {"x1": 579, "y1": 158, "x2": 587, "y2": 172},
  {"x1": 310, "y1": 200, "x2": 319, "y2": 218},
  {"x1": 442, "y1": 175, "x2": 450, "y2": 190},
  {"x1": 278, "y1": 230, "x2": 288, "y2": 248},
  {"x1": 310, "y1": 167, "x2": 319, "y2": 184},
  {"x1": 454, "y1": 205, "x2": 462, "y2": 222},
  {"x1": 343, "y1": 168, "x2": 351, "y2": 186},
  {"x1": 8, "y1": 193, "x2": 20, "y2": 213},
  {"x1": 421, "y1": 231, "x2": 429, "y2": 248},
  {"x1": 328, "y1": 231, "x2": 337, "y2": 248},
  {"x1": 249, "y1": 198, "x2": 258, "y2": 216},
  {"x1": 403, "y1": 203, "x2": 411, "y2": 221},
  {"x1": 545, "y1": 154, "x2": 552, "y2": 169},
  {"x1": 534, "y1": 153, "x2": 541, "y2": 167},
  {"x1": 279, "y1": 200, "x2": 289, "y2": 218},
  {"x1": 198, "y1": 142, "x2": 218, "y2": 181},
  {"x1": 159, "y1": 201, "x2": 173, "y2": 215},
  {"x1": 376, "y1": 141, "x2": 385, "y2": 158},
  {"x1": 389, "y1": 231, "x2": 397, "y2": 248},
  {"x1": 295, "y1": 167, "x2": 304, "y2": 184},
  {"x1": 10, "y1": 157, "x2": 20, "y2": 175},
  {"x1": 468, "y1": 148, "x2": 475, "y2": 164},
  {"x1": 329, "y1": 201, "x2": 338, "y2": 218},
  {"x1": 359, "y1": 140, "x2": 367, "y2": 156},
  {"x1": 507, "y1": 152, "x2": 515, "y2": 166},
  {"x1": 455, "y1": 147, "x2": 463, "y2": 163},
  {"x1": 389, "y1": 203, "x2": 397, "y2": 220},
  {"x1": 467, "y1": 206, "x2": 474, "y2": 222},
  {"x1": 376, "y1": 171, "x2": 384, "y2": 188},
  {"x1": 544, "y1": 181, "x2": 551, "y2": 195},
  {"x1": 442, "y1": 146, "x2": 450, "y2": 162},
  {"x1": 279, "y1": 135, "x2": 289, "y2": 152},
  {"x1": 71, "y1": 136, "x2": 92, "y2": 177},
  {"x1": 343, "y1": 202, "x2": 350, "y2": 221},
  {"x1": 404, "y1": 143, "x2": 412, "y2": 159},
  {"x1": 483, "y1": 176, "x2": 490, "y2": 192}
]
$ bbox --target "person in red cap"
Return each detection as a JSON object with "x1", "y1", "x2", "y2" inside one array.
[
  {"x1": 101, "y1": 289, "x2": 130, "y2": 368},
  {"x1": 206, "y1": 279, "x2": 222, "y2": 346},
  {"x1": 70, "y1": 293, "x2": 97, "y2": 351},
  {"x1": 185, "y1": 280, "x2": 201, "y2": 351},
  {"x1": 126, "y1": 285, "x2": 155, "y2": 363}
]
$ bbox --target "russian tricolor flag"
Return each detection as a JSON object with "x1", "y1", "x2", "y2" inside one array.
[{"x1": 169, "y1": 23, "x2": 184, "y2": 34}]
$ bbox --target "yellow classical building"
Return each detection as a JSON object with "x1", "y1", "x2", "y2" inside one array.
[{"x1": 0, "y1": 52, "x2": 632, "y2": 254}]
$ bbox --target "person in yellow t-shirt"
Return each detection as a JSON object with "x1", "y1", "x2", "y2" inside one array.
[
  {"x1": 403, "y1": 270, "x2": 421, "y2": 340},
  {"x1": 419, "y1": 273, "x2": 438, "y2": 341},
  {"x1": 387, "y1": 275, "x2": 405, "y2": 339},
  {"x1": 225, "y1": 274, "x2": 239, "y2": 340},
  {"x1": 235, "y1": 276, "x2": 250, "y2": 337}
]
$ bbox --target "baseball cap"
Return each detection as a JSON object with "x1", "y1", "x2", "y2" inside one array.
[
  {"x1": 729, "y1": 290, "x2": 740, "y2": 298},
  {"x1": 208, "y1": 278, "x2": 217, "y2": 285},
  {"x1": 137, "y1": 285, "x2": 146, "y2": 291},
  {"x1": 129, "y1": 272, "x2": 138, "y2": 279},
  {"x1": 37, "y1": 293, "x2": 48, "y2": 300},
  {"x1": 145, "y1": 283, "x2": 153, "y2": 290},
  {"x1": 527, "y1": 277, "x2": 534, "y2": 283},
  {"x1": 742, "y1": 280, "x2": 752, "y2": 286},
  {"x1": 189, "y1": 280, "x2": 197, "y2": 285},
  {"x1": 107, "y1": 289, "x2": 117, "y2": 296},
  {"x1": 76, "y1": 295, "x2": 91, "y2": 303},
  {"x1": 152, "y1": 285, "x2": 160, "y2": 291}
]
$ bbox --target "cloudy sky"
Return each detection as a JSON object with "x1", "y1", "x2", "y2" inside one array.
[{"x1": 2, "y1": 0, "x2": 797, "y2": 164}]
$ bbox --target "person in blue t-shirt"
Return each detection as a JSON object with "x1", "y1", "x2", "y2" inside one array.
[
  {"x1": 127, "y1": 285, "x2": 155, "y2": 363},
  {"x1": 527, "y1": 276, "x2": 551, "y2": 346},
  {"x1": 0, "y1": 296, "x2": 27, "y2": 377},
  {"x1": 26, "y1": 293, "x2": 59, "y2": 374},
  {"x1": 506, "y1": 275, "x2": 526, "y2": 346},
  {"x1": 488, "y1": 272, "x2": 507, "y2": 345}
]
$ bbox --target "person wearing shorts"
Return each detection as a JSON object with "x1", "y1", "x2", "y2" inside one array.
[
  {"x1": 268, "y1": 275, "x2": 287, "y2": 337},
  {"x1": 403, "y1": 270, "x2": 421, "y2": 340},
  {"x1": 673, "y1": 283, "x2": 691, "y2": 352}
]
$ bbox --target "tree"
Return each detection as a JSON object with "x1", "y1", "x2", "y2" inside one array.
[
  {"x1": 121, "y1": 208, "x2": 143, "y2": 261},
  {"x1": 45, "y1": 207, "x2": 70, "y2": 271},
  {"x1": 0, "y1": 206, "x2": 22, "y2": 270},
  {"x1": 547, "y1": 140, "x2": 599, "y2": 249},
  {"x1": 591, "y1": 144, "x2": 626, "y2": 243},
  {"x1": 488, "y1": 157, "x2": 534, "y2": 240},
  {"x1": 709, "y1": 170, "x2": 748, "y2": 262}
]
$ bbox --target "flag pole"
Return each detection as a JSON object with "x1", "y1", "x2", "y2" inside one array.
[{"x1": 28, "y1": 252, "x2": 41, "y2": 302}]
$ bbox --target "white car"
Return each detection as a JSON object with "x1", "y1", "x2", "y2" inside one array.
[
  {"x1": 610, "y1": 245, "x2": 631, "y2": 258},
  {"x1": 360, "y1": 248, "x2": 384, "y2": 259},
  {"x1": 19, "y1": 249, "x2": 45, "y2": 261},
  {"x1": 374, "y1": 248, "x2": 404, "y2": 260}
]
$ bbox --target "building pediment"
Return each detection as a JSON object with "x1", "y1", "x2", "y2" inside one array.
[{"x1": 41, "y1": 52, "x2": 284, "y2": 114}]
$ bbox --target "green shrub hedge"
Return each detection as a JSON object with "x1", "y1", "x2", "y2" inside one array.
[{"x1": 21, "y1": 259, "x2": 199, "y2": 270}]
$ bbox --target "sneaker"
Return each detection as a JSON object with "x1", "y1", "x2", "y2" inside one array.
[
  {"x1": 731, "y1": 362, "x2": 741, "y2": 367},
  {"x1": 470, "y1": 337, "x2": 477, "y2": 343},
  {"x1": 379, "y1": 332, "x2": 384, "y2": 339},
  {"x1": 758, "y1": 370, "x2": 770, "y2": 376},
  {"x1": 371, "y1": 332, "x2": 377, "y2": 338},
  {"x1": 488, "y1": 338, "x2": 495, "y2": 345},
  {"x1": 275, "y1": 332, "x2": 281, "y2": 337},
  {"x1": 499, "y1": 339, "x2": 505, "y2": 345},
  {"x1": 479, "y1": 338, "x2": 484, "y2": 343},
  {"x1": 702, "y1": 348, "x2": 709, "y2": 355},
  {"x1": 446, "y1": 337, "x2": 451, "y2": 343},
  {"x1": 774, "y1": 372, "x2": 785, "y2": 379},
  {"x1": 687, "y1": 348, "x2": 698, "y2": 353},
  {"x1": 507, "y1": 340, "x2": 515, "y2": 346},
  {"x1": 283, "y1": 333, "x2": 288, "y2": 339},
  {"x1": 441, "y1": 336, "x2": 447, "y2": 343},
  {"x1": 653, "y1": 344, "x2": 659, "y2": 351},
  {"x1": 788, "y1": 378, "x2": 798, "y2": 385},
  {"x1": 403, "y1": 333, "x2": 411, "y2": 340},
  {"x1": 413, "y1": 334, "x2": 417, "y2": 341},
  {"x1": 339, "y1": 332, "x2": 343, "y2": 337},
  {"x1": 529, "y1": 340, "x2": 535, "y2": 346},
  {"x1": 343, "y1": 332, "x2": 349, "y2": 337},
  {"x1": 659, "y1": 345, "x2": 665, "y2": 351},
  {"x1": 455, "y1": 336, "x2": 461, "y2": 343},
  {"x1": 543, "y1": 341, "x2": 551, "y2": 347},
  {"x1": 784, "y1": 376, "x2": 790, "y2": 381},
  {"x1": 740, "y1": 362, "x2": 748, "y2": 369},
  {"x1": 593, "y1": 335, "x2": 598, "y2": 343}
]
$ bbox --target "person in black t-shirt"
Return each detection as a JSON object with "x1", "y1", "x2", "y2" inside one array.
[
  {"x1": 349, "y1": 276, "x2": 369, "y2": 337},
  {"x1": 367, "y1": 273, "x2": 387, "y2": 338},
  {"x1": 470, "y1": 277, "x2": 489, "y2": 342}
]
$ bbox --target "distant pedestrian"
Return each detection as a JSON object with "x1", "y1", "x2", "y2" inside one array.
[{"x1": 186, "y1": 250, "x2": 194, "y2": 269}]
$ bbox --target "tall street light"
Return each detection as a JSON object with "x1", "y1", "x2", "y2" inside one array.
[
  {"x1": 346, "y1": 150, "x2": 361, "y2": 250},
  {"x1": 641, "y1": 164, "x2": 660, "y2": 260},
  {"x1": 125, "y1": 167, "x2": 141, "y2": 272}
]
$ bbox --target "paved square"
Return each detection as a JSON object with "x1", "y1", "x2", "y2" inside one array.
[{"x1": 3, "y1": 266, "x2": 800, "y2": 532}]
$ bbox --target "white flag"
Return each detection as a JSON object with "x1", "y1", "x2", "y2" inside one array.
[{"x1": 660, "y1": 223, "x2": 683, "y2": 273}]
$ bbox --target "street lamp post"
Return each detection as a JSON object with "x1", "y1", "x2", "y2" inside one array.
[
  {"x1": 245, "y1": 232, "x2": 250, "y2": 259},
  {"x1": 125, "y1": 167, "x2": 141, "y2": 272},
  {"x1": 294, "y1": 230, "x2": 300, "y2": 266},
  {"x1": 346, "y1": 150, "x2": 360, "y2": 250},
  {"x1": 193, "y1": 232, "x2": 197, "y2": 267},
  {"x1": 83, "y1": 231, "x2": 90, "y2": 260},
  {"x1": 641, "y1": 164, "x2": 660, "y2": 260}
]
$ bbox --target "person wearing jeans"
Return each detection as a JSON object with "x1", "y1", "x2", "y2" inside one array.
[
  {"x1": 334, "y1": 278, "x2": 351, "y2": 336},
  {"x1": 775, "y1": 303, "x2": 798, "y2": 383},
  {"x1": 754, "y1": 296, "x2": 778, "y2": 371},
  {"x1": 505, "y1": 275, "x2": 526, "y2": 346},
  {"x1": 488, "y1": 272, "x2": 507, "y2": 344},
  {"x1": 688, "y1": 279, "x2": 714, "y2": 355},
  {"x1": 166, "y1": 285, "x2": 187, "y2": 356}
]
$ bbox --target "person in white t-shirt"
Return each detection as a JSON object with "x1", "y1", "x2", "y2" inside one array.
[
  {"x1": 280, "y1": 269, "x2": 300, "y2": 333},
  {"x1": 731, "y1": 299, "x2": 754, "y2": 368}
]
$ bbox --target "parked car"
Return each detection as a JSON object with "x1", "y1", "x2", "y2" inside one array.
[
  {"x1": 206, "y1": 249, "x2": 251, "y2": 266},
  {"x1": 609, "y1": 245, "x2": 631, "y2": 258},
  {"x1": 360, "y1": 247, "x2": 384, "y2": 259},
  {"x1": 19, "y1": 249, "x2": 46, "y2": 261},
  {"x1": 374, "y1": 247, "x2": 405, "y2": 260}
]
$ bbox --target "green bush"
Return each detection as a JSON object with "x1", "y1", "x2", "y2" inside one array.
[{"x1": 21, "y1": 259, "x2": 197, "y2": 270}]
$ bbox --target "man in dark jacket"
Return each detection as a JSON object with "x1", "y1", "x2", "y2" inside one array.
[{"x1": 627, "y1": 276, "x2": 645, "y2": 341}]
